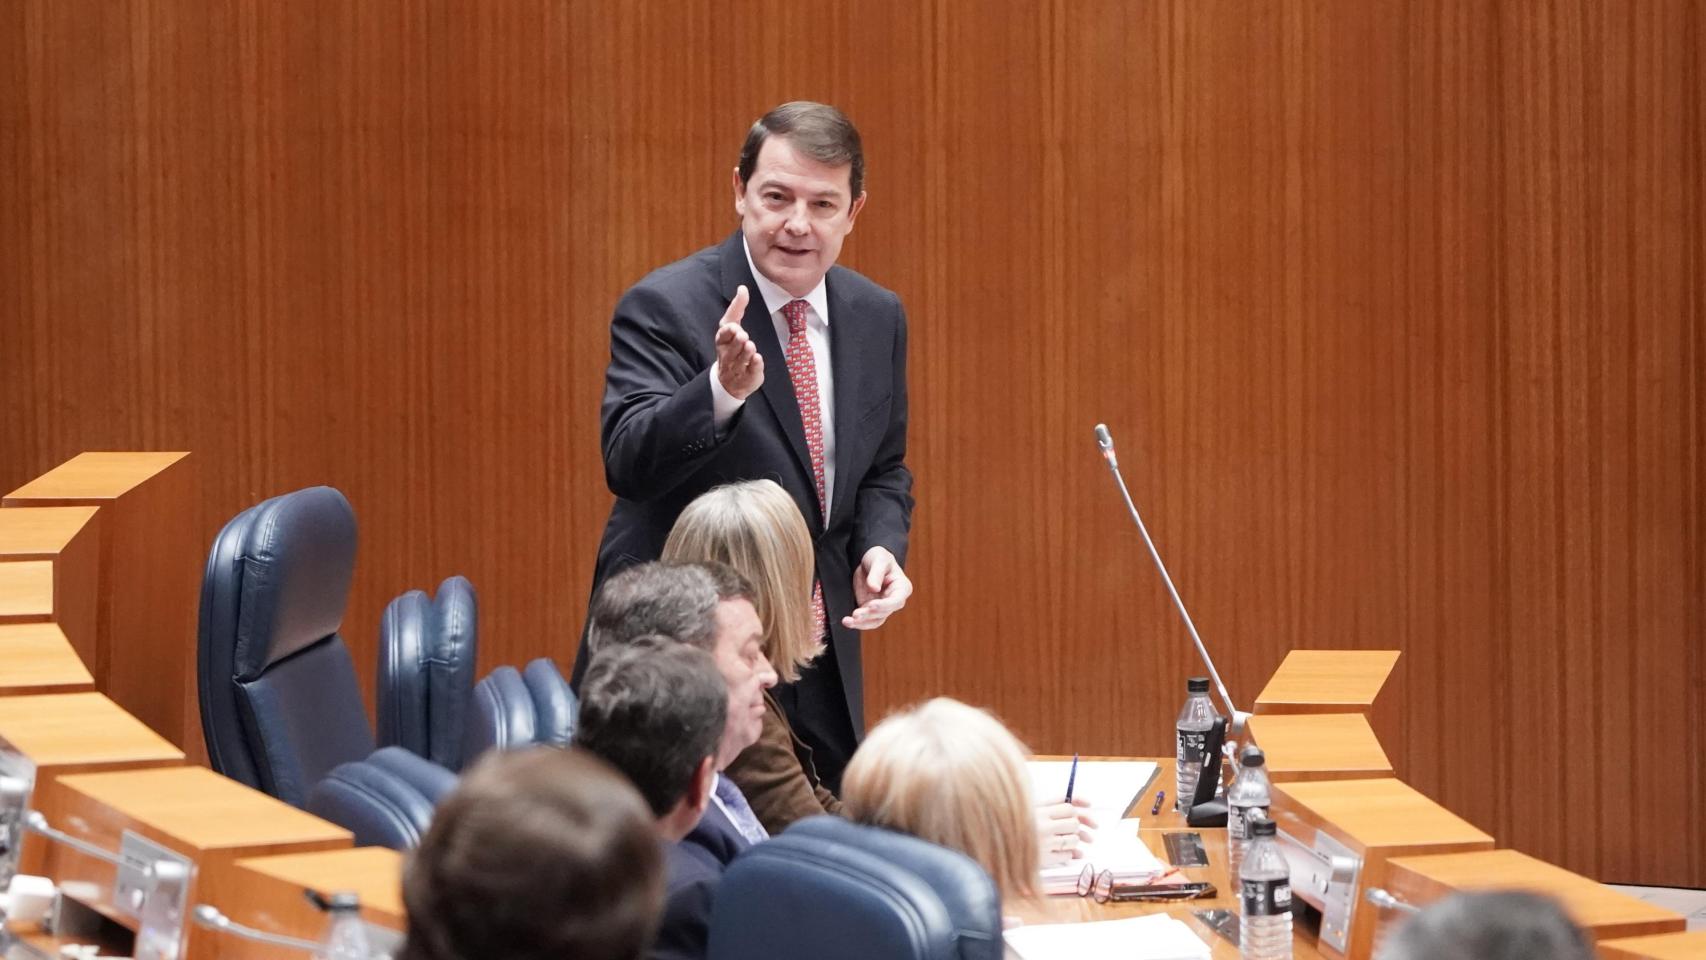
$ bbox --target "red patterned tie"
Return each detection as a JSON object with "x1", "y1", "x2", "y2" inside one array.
[{"x1": 782, "y1": 299, "x2": 828, "y2": 641}]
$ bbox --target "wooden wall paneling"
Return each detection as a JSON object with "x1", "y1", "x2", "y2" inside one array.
[{"x1": 1, "y1": 0, "x2": 1701, "y2": 885}]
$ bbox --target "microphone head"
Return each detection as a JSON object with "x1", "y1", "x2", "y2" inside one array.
[{"x1": 1094, "y1": 423, "x2": 1114, "y2": 451}]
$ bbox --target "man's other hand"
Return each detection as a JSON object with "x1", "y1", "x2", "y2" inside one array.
[
  {"x1": 844, "y1": 545, "x2": 912, "y2": 631},
  {"x1": 713, "y1": 285, "x2": 762, "y2": 400}
]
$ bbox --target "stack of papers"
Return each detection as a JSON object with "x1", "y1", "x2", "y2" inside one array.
[
  {"x1": 1028, "y1": 760, "x2": 1165, "y2": 895},
  {"x1": 1005, "y1": 913, "x2": 1212, "y2": 960}
]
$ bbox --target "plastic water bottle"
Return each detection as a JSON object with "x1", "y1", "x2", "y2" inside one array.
[
  {"x1": 1239, "y1": 816, "x2": 1293, "y2": 960},
  {"x1": 1226, "y1": 745, "x2": 1272, "y2": 878},
  {"x1": 1175, "y1": 677, "x2": 1218, "y2": 814},
  {"x1": 315, "y1": 892, "x2": 371, "y2": 960}
]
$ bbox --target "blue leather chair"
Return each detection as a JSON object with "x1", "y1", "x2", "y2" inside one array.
[
  {"x1": 376, "y1": 576, "x2": 478, "y2": 770},
  {"x1": 306, "y1": 746, "x2": 458, "y2": 850},
  {"x1": 460, "y1": 658, "x2": 577, "y2": 765},
  {"x1": 197, "y1": 486, "x2": 376, "y2": 807},
  {"x1": 707, "y1": 816, "x2": 1004, "y2": 960}
]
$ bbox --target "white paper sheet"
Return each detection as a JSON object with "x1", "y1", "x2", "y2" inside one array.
[
  {"x1": 1027, "y1": 759, "x2": 1161, "y2": 832},
  {"x1": 1005, "y1": 913, "x2": 1212, "y2": 960}
]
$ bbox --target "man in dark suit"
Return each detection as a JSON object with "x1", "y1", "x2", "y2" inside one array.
[
  {"x1": 576, "y1": 621, "x2": 763, "y2": 960},
  {"x1": 576, "y1": 102, "x2": 915, "y2": 791}
]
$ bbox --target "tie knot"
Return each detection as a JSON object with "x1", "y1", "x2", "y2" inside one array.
[{"x1": 782, "y1": 299, "x2": 810, "y2": 335}]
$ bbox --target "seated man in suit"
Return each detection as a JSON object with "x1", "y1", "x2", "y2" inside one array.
[
  {"x1": 580, "y1": 562, "x2": 779, "y2": 959},
  {"x1": 399, "y1": 745, "x2": 664, "y2": 960}
]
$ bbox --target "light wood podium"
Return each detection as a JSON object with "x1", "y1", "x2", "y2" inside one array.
[
  {"x1": 1245, "y1": 713, "x2": 1393, "y2": 783},
  {"x1": 0, "y1": 624, "x2": 95, "y2": 695},
  {"x1": 4, "y1": 452, "x2": 203, "y2": 761},
  {"x1": 0, "y1": 560, "x2": 54, "y2": 624},
  {"x1": 204, "y1": 848, "x2": 406, "y2": 959},
  {"x1": 1381, "y1": 849, "x2": 1685, "y2": 943},
  {"x1": 0, "y1": 507, "x2": 101, "y2": 669},
  {"x1": 1271, "y1": 777, "x2": 1495, "y2": 960},
  {"x1": 1254, "y1": 650, "x2": 1403, "y2": 769},
  {"x1": 32, "y1": 766, "x2": 352, "y2": 960},
  {"x1": 1599, "y1": 930, "x2": 1706, "y2": 959}
]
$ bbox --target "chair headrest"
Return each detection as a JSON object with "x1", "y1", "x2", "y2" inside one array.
[
  {"x1": 231, "y1": 486, "x2": 357, "y2": 677},
  {"x1": 377, "y1": 576, "x2": 479, "y2": 768},
  {"x1": 708, "y1": 816, "x2": 1004, "y2": 960},
  {"x1": 522, "y1": 658, "x2": 577, "y2": 745},
  {"x1": 462, "y1": 666, "x2": 537, "y2": 765}
]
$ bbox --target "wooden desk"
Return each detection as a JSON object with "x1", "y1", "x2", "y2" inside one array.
[
  {"x1": 1245, "y1": 713, "x2": 1394, "y2": 783},
  {"x1": 1016, "y1": 757, "x2": 1324, "y2": 959},
  {"x1": 1254, "y1": 650, "x2": 1403, "y2": 771},
  {"x1": 4, "y1": 451, "x2": 202, "y2": 760},
  {"x1": 206, "y1": 848, "x2": 406, "y2": 959},
  {"x1": 0, "y1": 623, "x2": 95, "y2": 694},
  {"x1": 1599, "y1": 930, "x2": 1706, "y2": 959},
  {"x1": 36, "y1": 766, "x2": 352, "y2": 960},
  {"x1": 0, "y1": 560, "x2": 54, "y2": 622},
  {"x1": 1382, "y1": 849, "x2": 1684, "y2": 942},
  {"x1": 1012, "y1": 827, "x2": 1325, "y2": 960},
  {"x1": 0, "y1": 506, "x2": 101, "y2": 668}
]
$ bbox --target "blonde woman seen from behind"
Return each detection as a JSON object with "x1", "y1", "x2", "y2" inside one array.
[
  {"x1": 842, "y1": 698, "x2": 1040, "y2": 906},
  {"x1": 662, "y1": 479, "x2": 841, "y2": 832}
]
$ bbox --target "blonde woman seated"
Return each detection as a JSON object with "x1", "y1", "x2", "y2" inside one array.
[
  {"x1": 664, "y1": 480, "x2": 1094, "y2": 852},
  {"x1": 662, "y1": 479, "x2": 842, "y2": 831},
  {"x1": 840, "y1": 697, "x2": 1040, "y2": 905}
]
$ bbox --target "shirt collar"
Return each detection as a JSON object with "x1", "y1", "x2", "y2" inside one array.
[{"x1": 742, "y1": 236, "x2": 830, "y2": 326}]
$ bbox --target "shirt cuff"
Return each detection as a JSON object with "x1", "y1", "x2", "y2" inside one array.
[{"x1": 709, "y1": 363, "x2": 746, "y2": 429}]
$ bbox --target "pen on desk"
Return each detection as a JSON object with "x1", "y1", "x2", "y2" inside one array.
[
  {"x1": 1064, "y1": 753, "x2": 1079, "y2": 803},
  {"x1": 1150, "y1": 790, "x2": 1165, "y2": 815}
]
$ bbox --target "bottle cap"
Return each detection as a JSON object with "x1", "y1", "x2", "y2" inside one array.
[
  {"x1": 1249, "y1": 815, "x2": 1276, "y2": 837},
  {"x1": 1241, "y1": 746, "x2": 1266, "y2": 767},
  {"x1": 328, "y1": 891, "x2": 361, "y2": 912},
  {"x1": 1187, "y1": 677, "x2": 1209, "y2": 693}
]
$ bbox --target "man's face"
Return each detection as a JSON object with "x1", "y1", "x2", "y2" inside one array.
[
  {"x1": 710, "y1": 597, "x2": 777, "y2": 768},
  {"x1": 733, "y1": 137, "x2": 866, "y2": 299}
]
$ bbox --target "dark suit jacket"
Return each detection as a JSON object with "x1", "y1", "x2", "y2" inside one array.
[
  {"x1": 576, "y1": 232, "x2": 914, "y2": 740},
  {"x1": 651, "y1": 803, "x2": 751, "y2": 960}
]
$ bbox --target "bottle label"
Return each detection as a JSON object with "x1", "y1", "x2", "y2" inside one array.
[
  {"x1": 1241, "y1": 878, "x2": 1292, "y2": 916},
  {"x1": 1230, "y1": 804, "x2": 1268, "y2": 840},
  {"x1": 1178, "y1": 729, "x2": 1207, "y2": 766}
]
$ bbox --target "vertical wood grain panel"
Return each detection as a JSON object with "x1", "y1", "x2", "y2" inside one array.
[{"x1": 1, "y1": 0, "x2": 1699, "y2": 885}]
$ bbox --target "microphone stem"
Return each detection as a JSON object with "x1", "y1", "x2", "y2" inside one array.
[{"x1": 1102, "y1": 459, "x2": 1241, "y2": 724}]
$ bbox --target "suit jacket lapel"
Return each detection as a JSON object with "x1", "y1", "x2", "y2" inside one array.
[{"x1": 718, "y1": 234, "x2": 816, "y2": 511}]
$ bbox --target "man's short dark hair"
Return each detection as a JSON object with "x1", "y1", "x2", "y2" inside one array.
[
  {"x1": 1383, "y1": 891, "x2": 1593, "y2": 960},
  {"x1": 737, "y1": 101, "x2": 865, "y2": 199},
  {"x1": 573, "y1": 635, "x2": 728, "y2": 817},
  {"x1": 588, "y1": 561, "x2": 756, "y2": 655},
  {"x1": 400, "y1": 746, "x2": 663, "y2": 960}
]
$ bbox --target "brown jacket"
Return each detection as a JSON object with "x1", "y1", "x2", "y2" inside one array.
[{"x1": 725, "y1": 689, "x2": 844, "y2": 833}]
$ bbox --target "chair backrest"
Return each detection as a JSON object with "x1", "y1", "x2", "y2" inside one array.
[
  {"x1": 197, "y1": 486, "x2": 375, "y2": 806},
  {"x1": 306, "y1": 747, "x2": 448, "y2": 851},
  {"x1": 707, "y1": 816, "x2": 1004, "y2": 960},
  {"x1": 376, "y1": 576, "x2": 478, "y2": 770},
  {"x1": 461, "y1": 659, "x2": 578, "y2": 766}
]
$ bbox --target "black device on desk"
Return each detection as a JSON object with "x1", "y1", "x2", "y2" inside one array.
[{"x1": 1185, "y1": 716, "x2": 1229, "y2": 827}]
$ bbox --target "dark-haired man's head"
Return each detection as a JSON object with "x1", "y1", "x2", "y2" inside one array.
[
  {"x1": 588, "y1": 561, "x2": 777, "y2": 767},
  {"x1": 1383, "y1": 890, "x2": 1593, "y2": 960},
  {"x1": 574, "y1": 636, "x2": 727, "y2": 841},
  {"x1": 399, "y1": 746, "x2": 662, "y2": 960},
  {"x1": 732, "y1": 101, "x2": 867, "y2": 299}
]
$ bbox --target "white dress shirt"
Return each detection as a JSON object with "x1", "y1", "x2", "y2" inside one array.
[{"x1": 709, "y1": 239, "x2": 838, "y2": 515}]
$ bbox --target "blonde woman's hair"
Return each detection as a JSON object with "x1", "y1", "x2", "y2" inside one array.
[
  {"x1": 840, "y1": 698, "x2": 1039, "y2": 901},
  {"x1": 661, "y1": 480, "x2": 820, "y2": 682}
]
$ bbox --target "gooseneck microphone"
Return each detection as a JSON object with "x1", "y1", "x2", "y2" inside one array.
[{"x1": 1091, "y1": 423, "x2": 1248, "y2": 735}]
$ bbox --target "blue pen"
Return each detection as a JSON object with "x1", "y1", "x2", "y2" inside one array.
[{"x1": 1064, "y1": 753, "x2": 1079, "y2": 803}]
